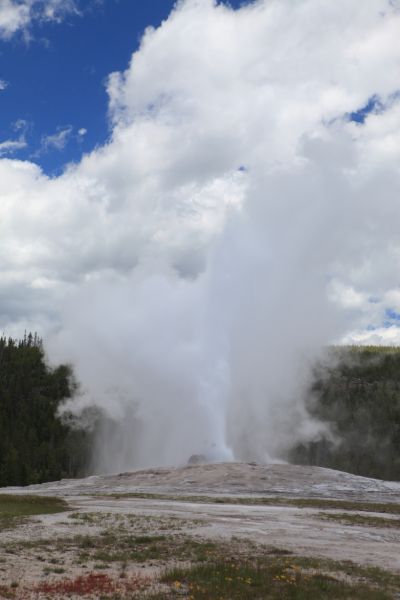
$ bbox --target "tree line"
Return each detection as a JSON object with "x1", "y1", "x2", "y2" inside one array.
[
  {"x1": 1, "y1": 334, "x2": 400, "y2": 486},
  {"x1": 289, "y1": 346, "x2": 400, "y2": 481},
  {"x1": 0, "y1": 333, "x2": 91, "y2": 487}
]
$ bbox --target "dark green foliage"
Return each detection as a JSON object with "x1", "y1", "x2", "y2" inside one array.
[
  {"x1": 0, "y1": 333, "x2": 90, "y2": 487},
  {"x1": 289, "y1": 346, "x2": 400, "y2": 481}
]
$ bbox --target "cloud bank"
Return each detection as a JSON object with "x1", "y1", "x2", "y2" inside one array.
[{"x1": 2, "y1": 0, "x2": 400, "y2": 470}]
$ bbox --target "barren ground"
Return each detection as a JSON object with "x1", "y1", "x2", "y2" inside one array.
[{"x1": 1, "y1": 462, "x2": 400, "y2": 598}]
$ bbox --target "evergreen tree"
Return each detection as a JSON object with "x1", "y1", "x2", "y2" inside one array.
[
  {"x1": 289, "y1": 346, "x2": 400, "y2": 481},
  {"x1": 0, "y1": 334, "x2": 91, "y2": 487}
]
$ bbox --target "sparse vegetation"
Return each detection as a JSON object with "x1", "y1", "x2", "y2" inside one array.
[
  {"x1": 35, "y1": 571, "x2": 151, "y2": 597},
  {"x1": 318, "y1": 512, "x2": 400, "y2": 528},
  {"x1": 2, "y1": 543, "x2": 397, "y2": 599},
  {"x1": 1, "y1": 502, "x2": 400, "y2": 599},
  {"x1": 20, "y1": 532, "x2": 221, "y2": 565},
  {"x1": 106, "y1": 492, "x2": 400, "y2": 515},
  {"x1": 68, "y1": 511, "x2": 199, "y2": 531}
]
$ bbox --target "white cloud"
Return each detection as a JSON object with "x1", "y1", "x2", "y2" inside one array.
[
  {"x1": 40, "y1": 0, "x2": 79, "y2": 22},
  {"x1": 0, "y1": 79, "x2": 9, "y2": 90},
  {"x1": 0, "y1": 0, "x2": 30, "y2": 38},
  {"x1": 0, "y1": 0, "x2": 79, "y2": 39},
  {"x1": 13, "y1": 118, "x2": 29, "y2": 132},
  {"x1": 40, "y1": 125, "x2": 73, "y2": 152},
  {"x1": 2, "y1": 0, "x2": 400, "y2": 469},
  {"x1": 0, "y1": 119, "x2": 29, "y2": 157},
  {"x1": 343, "y1": 326, "x2": 400, "y2": 346},
  {"x1": 0, "y1": 137, "x2": 27, "y2": 156}
]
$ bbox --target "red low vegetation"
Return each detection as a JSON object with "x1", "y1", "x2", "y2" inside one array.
[
  {"x1": 36, "y1": 573, "x2": 115, "y2": 595},
  {"x1": 11, "y1": 571, "x2": 153, "y2": 598}
]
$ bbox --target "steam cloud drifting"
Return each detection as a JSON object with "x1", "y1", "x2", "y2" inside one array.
[{"x1": 2, "y1": 0, "x2": 400, "y2": 470}]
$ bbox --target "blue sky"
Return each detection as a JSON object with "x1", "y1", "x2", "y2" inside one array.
[{"x1": 0, "y1": 0, "x2": 243, "y2": 175}]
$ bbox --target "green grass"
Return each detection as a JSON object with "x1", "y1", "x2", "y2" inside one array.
[
  {"x1": 152, "y1": 552, "x2": 400, "y2": 600},
  {"x1": 6, "y1": 531, "x2": 257, "y2": 566},
  {"x1": 319, "y1": 512, "x2": 400, "y2": 528},
  {"x1": 155, "y1": 558, "x2": 392, "y2": 599},
  {"x1": 106, "y1": 492, "x2": 400, "y2": 515},
  {"x1": 82, "y1": 534, "x2": 219, "y2": 564},
  {"x1": 0, "y1": 494, "x2": 68, "y2": 530}
]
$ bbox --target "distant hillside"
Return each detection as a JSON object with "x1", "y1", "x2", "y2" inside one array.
[
  {"x1": 289, "y1": 346, "x2": 400, "y2": 481},
  {"x1": 0, "y1": 334, "x2": 91, "y2": 487}
]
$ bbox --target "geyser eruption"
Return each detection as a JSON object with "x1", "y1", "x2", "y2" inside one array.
[
  {"x1": 3, "y1": 0, "x2": 399, "y2": 473},
  {"x1": 52, "y1": 144, "x2": 389, "y2": 471}
]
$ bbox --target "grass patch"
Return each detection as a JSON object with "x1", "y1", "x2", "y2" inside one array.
[
  {"x1": 105, "y1": 492, "x2": 400, "y2": 515},
  {"x1": 319, "y1": 512, "x2": 400, "y2": 528},
  {"x1": 68, "y1": 511, "x2": 197, "y2": 532},
  {"x1": 0, "y1": 494, "x2": 68, "y2": 530},
  {"x1": 156, "y1": 558, "x2": 393, "y2": 599},
  {"x1": 79, "y1": 534, "x2": 249, "y2": 569},
  {"x1": 8, "y1": 532, "x2": 248, "y2": 566},
  {"x1": 86, "y1": 534, "x2": 216, "y2": 564}
]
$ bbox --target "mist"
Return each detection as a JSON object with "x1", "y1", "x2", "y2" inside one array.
[
  {"x1": 50, "y1": 130, "x2": 400, "y2": 472},
  {"x1": 3, "y1": 0, "x2": 400, "y2": 473}
]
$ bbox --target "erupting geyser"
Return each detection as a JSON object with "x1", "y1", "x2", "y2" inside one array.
[{"x1": 13, "y1": 0, "x2": 399, "y2": 473}]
